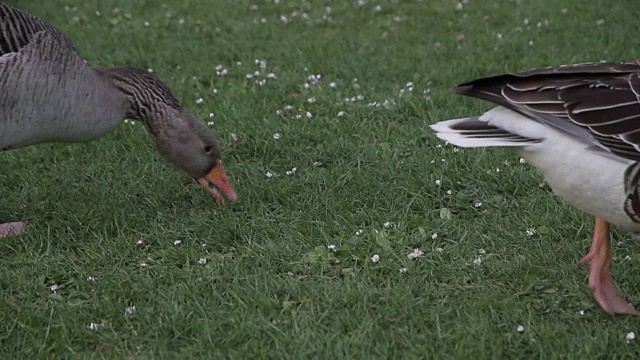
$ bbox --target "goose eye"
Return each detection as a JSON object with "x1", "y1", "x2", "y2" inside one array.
[{"x1": 204, "y1": 145, "x2": 213, "y2": 153}]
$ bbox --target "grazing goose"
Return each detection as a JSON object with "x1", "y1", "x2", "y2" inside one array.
[
  {"x1": 0, "y1": 3, "x2": 238, "y2": 237},
  {"x1": 431, "y1": 60, "x2": 640, "y2": 315}
]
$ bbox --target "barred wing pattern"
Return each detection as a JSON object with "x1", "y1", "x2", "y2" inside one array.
[
  {"x1": 0, "y1": 3, "x2": 70, "y2": 57},
  {"x1": 454, "y1": 61, "x2": 640, "y2": 160},
  {"x1": 452, "y1": 60, "x2": 640, "y2": 222}
]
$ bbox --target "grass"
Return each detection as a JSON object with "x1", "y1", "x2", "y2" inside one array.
[{"x1": 2, "y1": 0, "x2": 640, "y2": 358}]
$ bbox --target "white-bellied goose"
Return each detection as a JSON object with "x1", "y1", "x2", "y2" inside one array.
[
  {"x1": 431, "y1": 60, "x2": 640, "y2": 315},
  {"x1": 0, "y1": 3, "x2": 238, "y2": 237}
]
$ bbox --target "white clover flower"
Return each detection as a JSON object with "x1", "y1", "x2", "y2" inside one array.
[
  {"x1": 382, "y1": 99, "x2": 395, "y2": 108},
  {"x1": 286, "y1": 167, "x2": 297, "y2": 176},
  {"x1": 525, "y1": 228, "x2": 537, "y2": 237},
  {"x1": 517, "y1": 325, "x2": 525, "y2": 333},
  {"x1": 407, "y1": 248, "x2": 424, "y2": 260},
  {"x1": 198, "y1": 258, "x2": 208, "y2": 265},
  {"x1": 125, "y1": 306, "x2": 136, "y2": 316},
  {"x1": 215, "y1": 66, "x2": 228, "y2": 76},
  {"x1": 273, "y1": 133, "x2": 282, "y2": 140},
  {"x1": 86, "y1": 322, "x2": 106, "y2": 331},
  {"x1": 327, "y1": 244, "x2": 336, "y2": 251},
  {"x1": 371, "y1": 254, "x2": 380, "y2": 263}
]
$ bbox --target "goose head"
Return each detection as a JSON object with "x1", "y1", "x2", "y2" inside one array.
[
  {"x1": 151, "y1": 109, "x2": 238, "y2": 205},
  {"x1": 97, "y1": 67, "x2": 238, "y2": 204}
]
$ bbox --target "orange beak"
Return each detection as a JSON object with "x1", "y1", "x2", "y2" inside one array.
[{"x1": 197, "y1": 160, "x2": 238, "y2": 205}]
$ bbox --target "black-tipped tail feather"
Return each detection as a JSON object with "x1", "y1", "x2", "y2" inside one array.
[{"x1": 430, "y1": 117, "x2": 541, "y2": 148}]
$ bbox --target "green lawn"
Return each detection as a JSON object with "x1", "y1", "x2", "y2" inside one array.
[{"x1": 2, "y1": 0, "x2": 640, "y2": 358}]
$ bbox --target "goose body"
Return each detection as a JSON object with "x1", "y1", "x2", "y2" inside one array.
[
  {"x1": 0, "y1": 5, "x2": 129, "y2": 148},
  {"x1": 0, "y1": 3, "x2": 238, "y2": 236},
  {"x1": 0, "y1": 64, "x2": 129, "y2": 149},
  {"x1": 431, "y1": 60, "x2": 640, "y2": 315}
]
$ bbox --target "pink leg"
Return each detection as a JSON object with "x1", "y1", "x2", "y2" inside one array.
[
  {"x1": 0, "y1": 221, "x2": 27, "y2": 237},
  {"x1": 579, "y1": 217, "x2": 638, "y2": 315}
]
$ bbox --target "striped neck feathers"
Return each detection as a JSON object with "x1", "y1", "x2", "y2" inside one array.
[{"x1": 95, "y1": 67, "x2": 182, "y2": 130}]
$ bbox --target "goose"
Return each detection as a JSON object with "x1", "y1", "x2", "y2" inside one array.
[
  {"x1": 430, "y1": 60, "x2": 640, "y2": 315},
  {"x1": 0, "y1": 3, "x2": 238, "y2": 237}
]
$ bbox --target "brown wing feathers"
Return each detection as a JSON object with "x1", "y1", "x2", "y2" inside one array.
[
  {"x1": 451, "y1": 61, "x2": 640, "y2": 161},
  {"x1": 0, "y1": 3, "x2": 55, "y2": 56}
]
